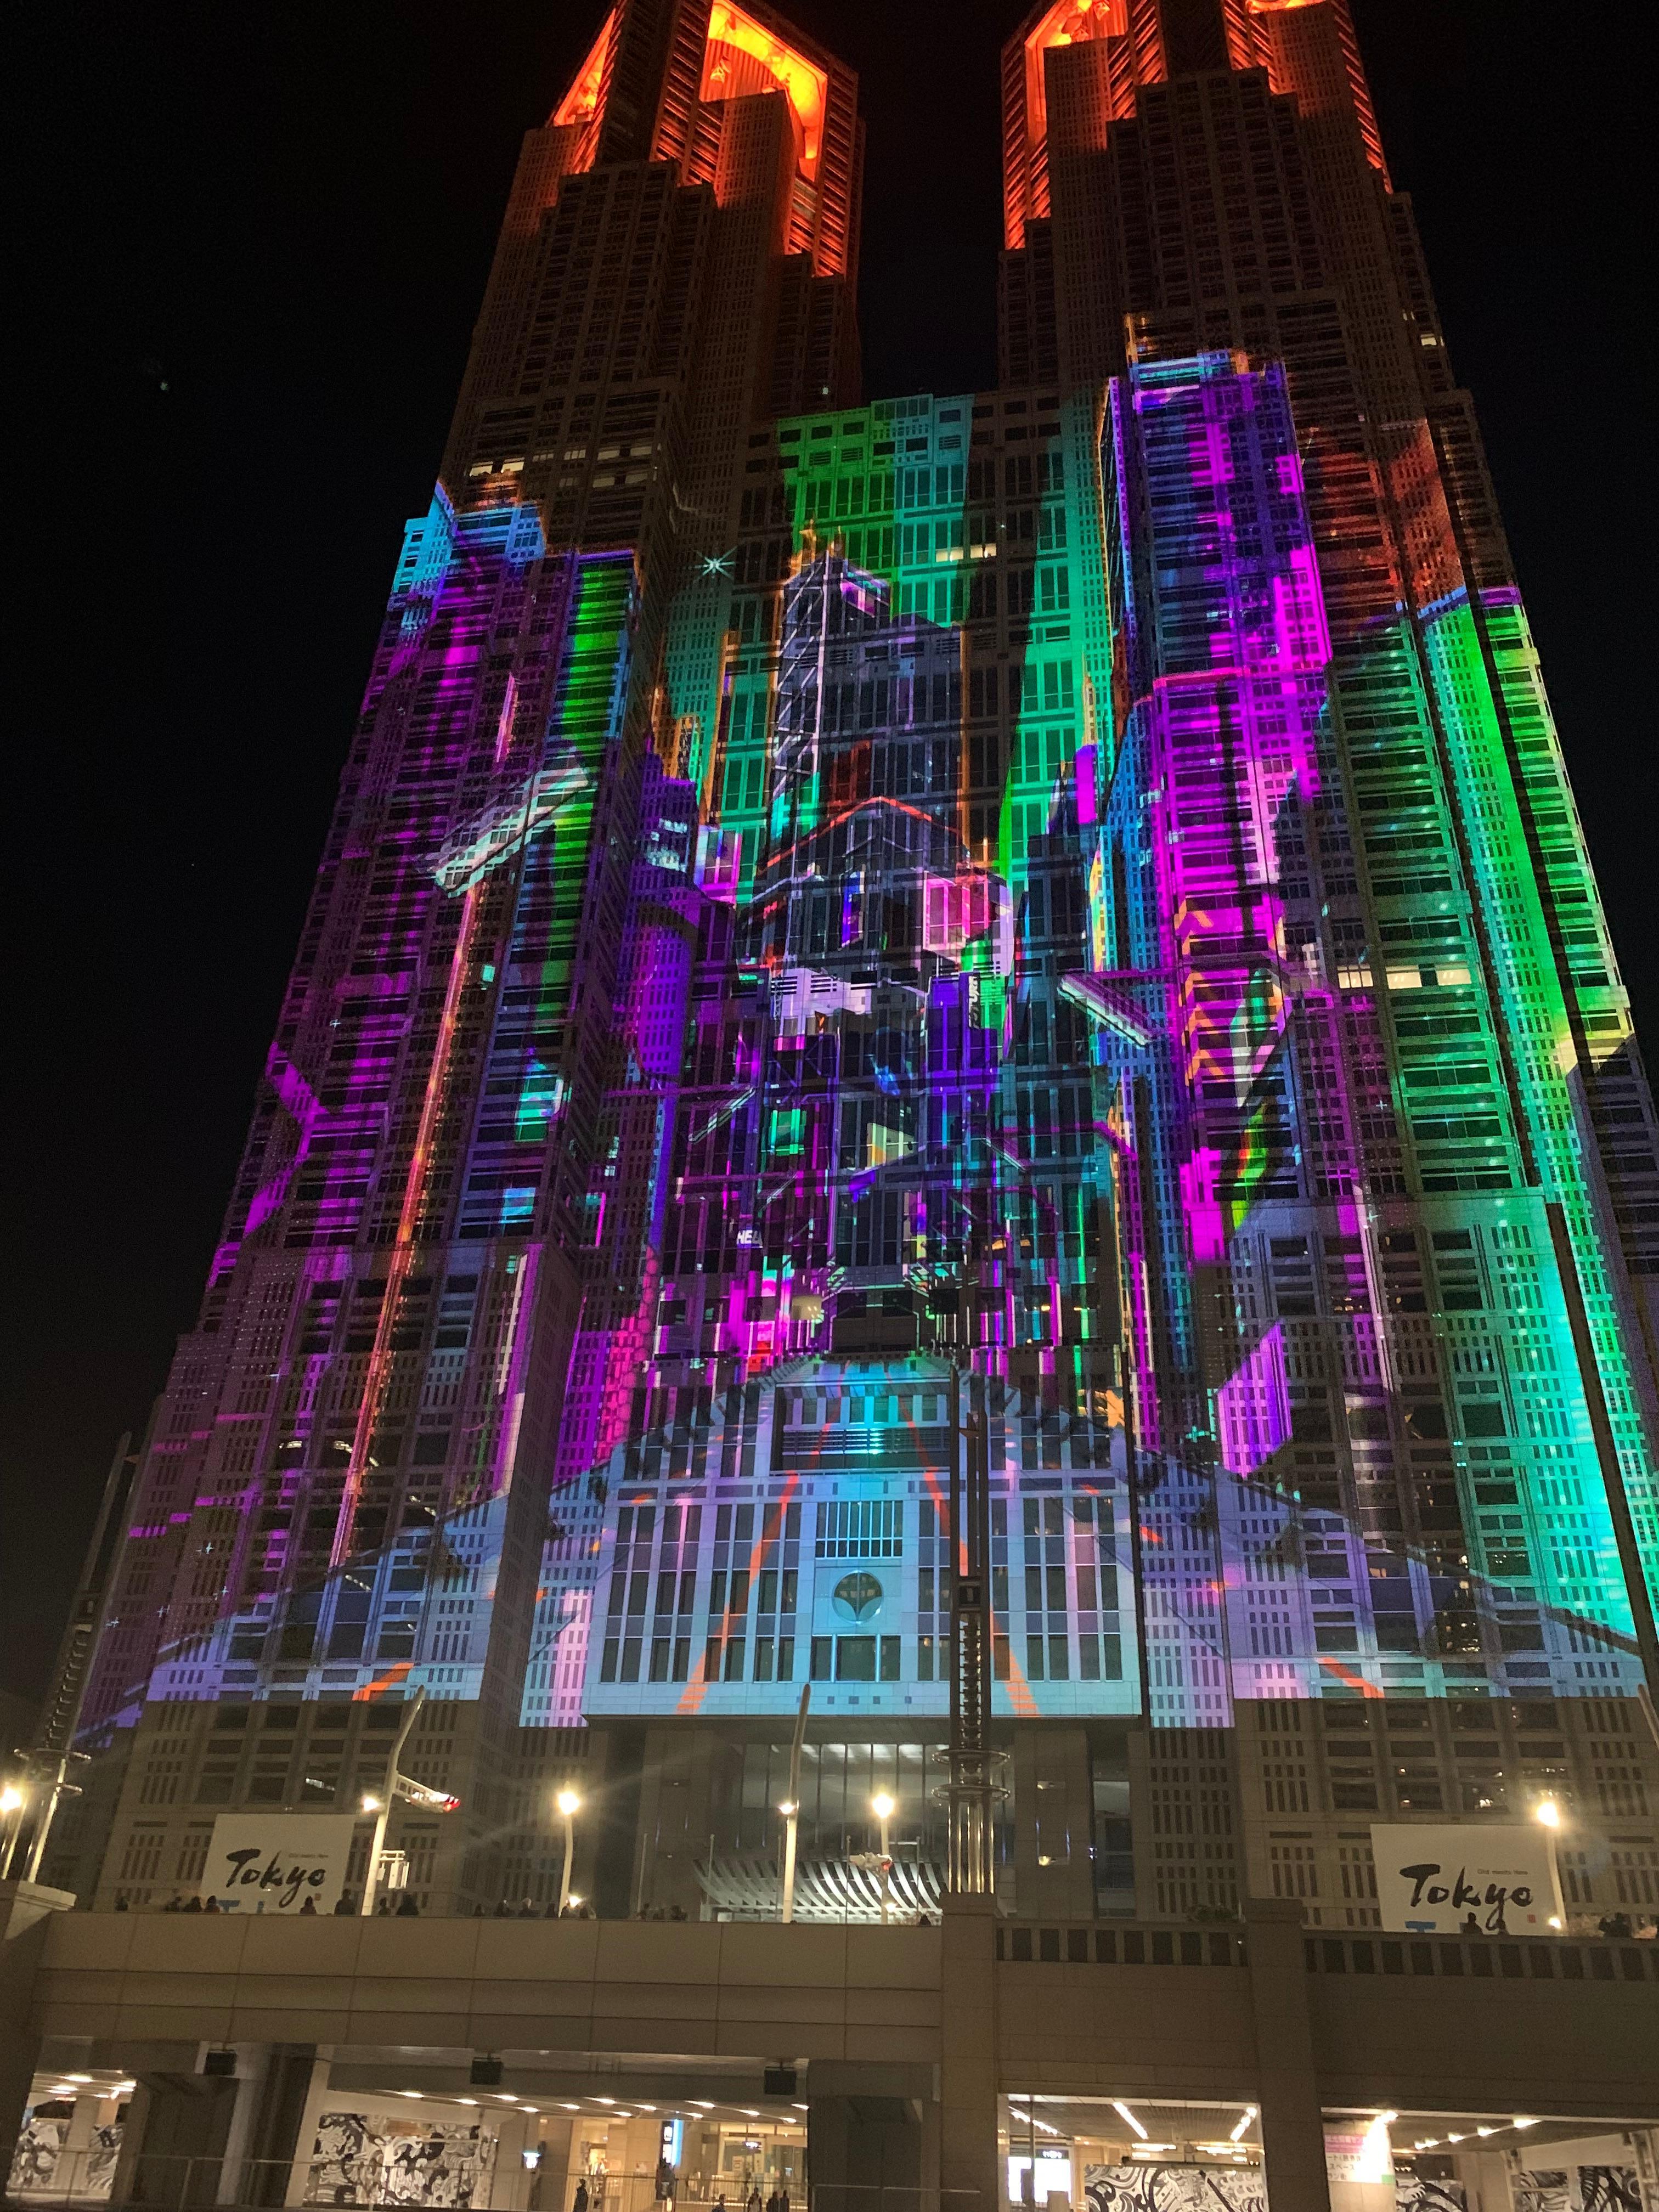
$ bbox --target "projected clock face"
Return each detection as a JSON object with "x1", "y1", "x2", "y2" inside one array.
[{"x1": 832, "y1": 1571, "x2": 884, "y2": 1622}]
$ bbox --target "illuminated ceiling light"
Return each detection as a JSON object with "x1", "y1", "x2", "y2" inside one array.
[
  {"x1": 1230, "y1": 2107, "x2": 1257, "y2": 2142},
  {"x1": 65, "y1": 2076, "x2": 93, "y2": 2086},
  {"x1": 1476, "y1": 2128, "x2": 1494, "y2": 2138},
  {"x1": 1513, "y1": 2118, "x2": 1538, "y2": 2130},
  {"x1": 595, "y1": 2097, "x2": 615, "y2": 2106},
  {"x1": 457, "y1": 2100, "x2": 477, "y2": 2108},
  {"x1": 1111, "y1": 2102, "x2": 1148, "y2": 2141},
  {"x1": 399, "y1": 2092, "x2": 422, "y2": 2100}
]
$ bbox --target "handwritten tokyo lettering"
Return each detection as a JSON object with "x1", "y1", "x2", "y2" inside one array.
[
  {"x1": 1398, "y1": 1860, "x2": 1533, "y2": 1933},
  {"x1": 219, "y1": 1846, "x2": 332, "y2": 1910}
]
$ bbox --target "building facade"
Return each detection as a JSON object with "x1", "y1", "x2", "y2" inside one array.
[{"x1": 46, "y1": 0, "x2": 1659, "y2": 1960}]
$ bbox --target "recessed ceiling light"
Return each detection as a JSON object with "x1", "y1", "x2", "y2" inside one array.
[
  {"x1": 399, "y1": 2092, "x2": 422, "y2": 2101},
  {"x1": 66, "y1": 2076, "x2": 93, "y2": 2085},
  {"x1": 457, "y1": 2100, "x2": 477, "y2": 2108}
]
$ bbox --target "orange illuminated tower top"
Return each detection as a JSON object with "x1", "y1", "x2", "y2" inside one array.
[
  {"x1": 550, "y1": 0, "x2": 860, "y2": 279},
  {"x1": 1002, "y1": 0, "x2": 1385, "y2": 247}
]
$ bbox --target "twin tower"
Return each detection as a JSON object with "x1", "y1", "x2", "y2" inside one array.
[{"x1": 62, "y1": 0, "x2": 1659, "y2": 1928}]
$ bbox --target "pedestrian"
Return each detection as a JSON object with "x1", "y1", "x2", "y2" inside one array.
[
  {"x1": 396, "y1": 1893, "x2": 420, "y2": 1917},
  {"x1": 162, "y1": 1894, "x2": 183, "y2": 1913},
  {"x1": 376, "y1": 1896, "x2": 392, "y2": 1916},
  {"x1": 574, "y1": 2179, "x2": 589, "y2": 2212},
  {"x1": 114, "y1": 1892, "x2": 130, "y2": 1912},
  {"x1": 495, "y1": 1899, "x2": 512, "y2": 1918},
  {"x1": 183, "y1": 1894, "x2": 203, "y2": 1913},
  {"x1": 203, "y1": 1895, "x2": 221, "y2": 1914},
  {"x1": 300, "y1": 1897, "x2": 318, "y2": 1915},
  {"x1": 518, "y1": 1898, "x2": 538, "y2": 1918},
  {"x1": 334, "y1": 1891, "x2": 357, "y2": 1916}
]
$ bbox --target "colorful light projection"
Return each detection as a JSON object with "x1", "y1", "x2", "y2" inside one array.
[
  {"x1": 86, "y1": 500, "x2": 636, "y2": 1722},
  {"x1": 1094, "y1": 349, "x2": 1650, "y2": 1713},
  {"x1": 523, "y1": 399, "x2": 1135, "y2": 1723}
]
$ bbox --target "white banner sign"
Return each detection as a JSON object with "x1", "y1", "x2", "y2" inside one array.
[
  {"x1": 201, "y1": 1814, "x2": 358, "y2": 1914},
  {"x1": 1370, "y1": 1822, "x2": 1561, "y2": 1935}
]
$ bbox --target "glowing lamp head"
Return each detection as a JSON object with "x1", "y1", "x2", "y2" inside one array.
[
  {"x1": 556, "y1": 1789, "x2": 582, "y2": 1818},
  {"x1": 778, "y1": 1800, "x2": 797, "y2": 1818},
  {"x1": 360, "y1": 1795, "x2": 383, "y2": 1814},
  {"x1": 1534, "y1": 1797, "x2": 1561, "y2": 1829},
  {"x1": 0, "y1": 1786, "x2": 24, "y2": 1814},
  {"x1": 871, "y1": 1792, "x2": 895, "y2": 1820}
]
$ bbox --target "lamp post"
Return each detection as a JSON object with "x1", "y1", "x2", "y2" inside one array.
[
  {"x1": 780, "y1": 1682, "x2": 810, "y2": 1923},
  {"x1": 556, "y1": 1790, "x2": 582, "y2": 1915},
  {"x1": 0, "y1": 1784, "x2": 27, "y2": 1881},
  {"x1": 360, "y1": 1690, "x2": 458, "y2": 1915},
  {"x1": 1533, "y1": 1796, "x2": 1569, "y2": 1930},
  {"x1": 871, "y1": 1792, "x2": 895, "y2": 1925}
]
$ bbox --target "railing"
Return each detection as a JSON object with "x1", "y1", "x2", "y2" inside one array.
[
  {"x1": 4, "y1": 2157, "x2": 983, "y2": 2212},
  {"x1": 992, "y1": 1917, "x2": 1659, "y2": 1982},
  {"x1": 1301, "y1": 1929, "x2": 1659, "y2": 1983},
  {"x1": 7, "y1": 2150, "x2": 296, "y2": 2209},
  {"x1": 996, "y1": 1922, "x2": 1247, "y2": 1966}
]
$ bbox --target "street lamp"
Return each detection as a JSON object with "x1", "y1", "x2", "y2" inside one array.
[
  {"x1": 871, "y1": 1792, "x2": 895, "y2": 1925},
  {"x1": 358, "y1": 1690, "x2": 458, "y2": 1915},
  {"x1": 1532, "y1": 1798, "x2": 1568, "y2": 1928},
  {"x1": 556, "y1": 1790, "x2": 582, "y2": 1915},
  {"x1": 0, "y1": 1784, "x2": 26, "y2": 1881},
  {"x1": 780, "y1": 1683, "x2": 810, "y2": 1925}
]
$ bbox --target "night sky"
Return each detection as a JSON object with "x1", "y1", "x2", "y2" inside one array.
[{"x1": 6, "y1": 0, "x2": 1651, "y2": 1705}]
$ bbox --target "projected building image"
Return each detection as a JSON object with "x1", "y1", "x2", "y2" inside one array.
[{"x1": 38, "y1": 0, "x2": 1656, "y2": 1952}]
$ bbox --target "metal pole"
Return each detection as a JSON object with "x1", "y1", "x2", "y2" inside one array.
[
  {"x1": 361, "y1": 1688, "x2": 424, "y2": 1914},
  {"x1": 14, "y1": 1432, "x2": 136, "y2": 1884},
  {"x1": 947, "y1": 1367, "x2": 994, "y2": 1895},
  {"x1": 359, "y1": 1801, "x2": 392, "y2": 1917},
  {"x1": 0, "y1": 1792, "x2": 25, "y2": 1881},
  {"x1": 878, "y1": 1808, "x2": 891, "y2": 1925},
  {"x1": 781, "y1": 1683, "x2": 810, "y2": 1923},
  {"x1": 558, "y1": 1809, "x2": 575, "y2": 1915}
]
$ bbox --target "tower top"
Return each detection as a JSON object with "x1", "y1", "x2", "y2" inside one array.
[
  {"x1": 550, "y1": 0, "x2": 860, "y2": 276},
  {"x1": 1000, "y1": 0, "x2": 1386, "y2": 249}
]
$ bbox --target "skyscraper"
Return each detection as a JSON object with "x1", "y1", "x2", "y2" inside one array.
[{"x1": 60, "y1": 0, "x2": 1659, "y2": 1948}]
